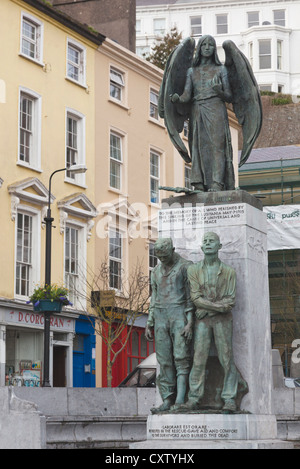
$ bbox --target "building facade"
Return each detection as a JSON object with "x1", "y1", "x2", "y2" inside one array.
[
  {"x1": 0, "y1": 0, "x2": 103, "y2": 387},
  {"x1": 136, "y1": 0, "x2": 300, "y2": 96}
]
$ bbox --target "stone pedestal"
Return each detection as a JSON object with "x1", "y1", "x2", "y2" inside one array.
[{"x1": 131, "y1": 190, "x2": 292, "y2": 449}]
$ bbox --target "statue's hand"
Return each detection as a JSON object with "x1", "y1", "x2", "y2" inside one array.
[
  {"x1": 145, "y1": 325, "x2": 154, "y2": 342},
  {"x1": 181, "y1": 323, "x2": 192, "y2": 343},
  {"x1": 171, "y1": 93, "x2": 180, "y2": 103}
]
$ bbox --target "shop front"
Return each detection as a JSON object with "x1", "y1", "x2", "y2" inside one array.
[{"x1": 0, "y1": 301, "x2": 77, "y2": 387}]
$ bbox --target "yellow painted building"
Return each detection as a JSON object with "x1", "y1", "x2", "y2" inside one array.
[{"x1": 0, "y1": 0, "x2": 102, "y2": 387}]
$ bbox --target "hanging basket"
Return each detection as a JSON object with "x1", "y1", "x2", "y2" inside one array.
[{"x1": 34, "y1": 299, "x2": 63, "y2": 313}]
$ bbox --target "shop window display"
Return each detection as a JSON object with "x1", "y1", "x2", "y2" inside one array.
[{"x1": 5, "y1": 328, "x2": 43, "y2": 386}]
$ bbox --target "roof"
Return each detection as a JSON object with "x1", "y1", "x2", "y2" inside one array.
[
  {"x1": 22, "y1": 0, "x2": 105, "y2": 45},
  {"x1": 239, "y1": 145, "x2": 300, "y2": 171},
  {"x1": 137, "y1": 0, "x2": 229, "y2": 6}
]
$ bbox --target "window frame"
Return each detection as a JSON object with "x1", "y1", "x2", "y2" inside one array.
[
  {"x1": 65, "y1": 108, "x2": 86, "y2": 186},
  {"x1": 20, "y1": 12, "x2": 44, "y2": 65},
  {"x1": 247, "y1": 11, "x2": 259, "y2": 28},
  {"x1": 150, "y1": 149, "x2": 160, "y2": 205},
  {"x1": 259, "y1": 39, "x2": 272, "y2": 70},
  {"x1": 277, "y1": 40, "x2": 283, "y2": 70},
  {"x1": 14, "y1": 205, "x2": 40, "y2": 300},
  {"x1": 64, "y1": 220, "x2": 86, "y2": 310},
  {"x1": 153, "y1": 18, "x2": 166, "y2": 36},
  {"x1": 190, "y1": 16, "x2": 202, "y2": 36},
  {"x1": 109, "y1": 228, "x2": 123, "y2": 291},
  {"x1": 18, "y1": 87, "x2": 41, "y2": 171},
  {"x1": 109, "y1": 67, "x2": 125, "y2": 103},
  {"x1": 66, "y1": 38, "x2": 86, "y2": 87},
  {"x1": 149, "y1": 88, "x2": 159, "y2": 121},
  {"x1": 109, "y1": 131, "x2": 123, "y2": 191},
  {"x1": 216, "y1": 14, "x2": 228, "y2": 34},
  {"x1": 273, "y1": 9, "x2": 285, "y2": 27}
]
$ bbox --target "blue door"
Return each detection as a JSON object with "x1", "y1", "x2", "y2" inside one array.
[{"x1": 73, "y1": 315, "x2": 95, "y2": 387}]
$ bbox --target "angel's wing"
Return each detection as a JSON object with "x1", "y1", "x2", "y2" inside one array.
[
  {"x1": 158, "y1": 37, "x2": 195, "y2": 163},
  {"x1": 223, "y1": 40, "x2": 262, "y2": 168}
]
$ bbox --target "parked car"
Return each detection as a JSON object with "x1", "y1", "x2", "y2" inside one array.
[
  {"x1": 284, "y1": 377, "x2": 300, "y2": 388},
  {"x1": 118, "y1": 353, "x2": 157, "y2": 387}
]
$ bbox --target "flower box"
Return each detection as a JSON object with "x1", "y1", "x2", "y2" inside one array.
[{"x1": 33, "y1": 299, "x2": 63, "y2": 312}]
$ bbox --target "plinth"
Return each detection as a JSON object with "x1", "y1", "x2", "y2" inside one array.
[{"x1": 130, "y1": 190, "x2": 292, "y2": 449}]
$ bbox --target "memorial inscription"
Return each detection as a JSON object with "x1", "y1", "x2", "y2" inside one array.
[{"x1": 148, "y1": 423, "x2": 239, "y2": 440}]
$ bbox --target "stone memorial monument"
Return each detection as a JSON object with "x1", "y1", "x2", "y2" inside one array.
[{"x1": 130, "y1": 36, "x2": 293, "y2": 449}]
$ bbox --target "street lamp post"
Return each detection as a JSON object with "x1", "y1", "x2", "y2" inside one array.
[{"x1": 42, "y1": 164, "x2": 87, "y2": 387}]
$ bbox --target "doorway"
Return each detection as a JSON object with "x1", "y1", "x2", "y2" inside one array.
[{"x1": 53, "y1": 346, "x2": 66, "y2": 387}]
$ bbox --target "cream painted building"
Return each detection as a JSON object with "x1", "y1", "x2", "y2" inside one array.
[{"x1": 0, "y1": 0, "x2": 103, "y2": 387}]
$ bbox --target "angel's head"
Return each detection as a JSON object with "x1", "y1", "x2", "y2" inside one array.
[{"x1": 193, "y1": 35, "x2": 222, "y2": 66}]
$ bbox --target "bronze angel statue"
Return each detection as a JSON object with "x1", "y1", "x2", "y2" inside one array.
[{"x1": 158, "y1": 35, "x2": 262, "y2": 192}]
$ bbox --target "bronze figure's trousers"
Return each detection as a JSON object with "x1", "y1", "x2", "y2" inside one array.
[
  {"x1": 188, "y1": 313, "x2": 238, "y2": 403},
  {"x1": 154, "y1": 306, "x2": 191, "y2": 401}
]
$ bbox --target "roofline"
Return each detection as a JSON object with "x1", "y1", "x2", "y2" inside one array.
[{"x1": 21, "y1": 0, "x2": 106, "y2": 45}]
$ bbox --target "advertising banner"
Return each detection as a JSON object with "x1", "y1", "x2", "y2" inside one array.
[{"x1": 264, "y1": 205, "x2": 300, "y2": 251}]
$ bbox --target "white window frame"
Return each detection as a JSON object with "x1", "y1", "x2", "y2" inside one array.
[
  {"x1": 273, "y1": 10, "x2": 285, "y2": 27},
  {"x1": 247, "y1": 11, "x2": 259, "y2": 28},
  {"x1": 108, "y1": 127, "x2": 127, "y2": 194},
  {"x1": 190, "y1": 16, "x2": 202, "y2": 36},
  {"x1": 150, "y1": 88, "x2": 159, "y2": 121},
  {"x1": 109, "y1": 67, "x2": 125, "y2": 103},
  {"x1": 277, "y1": 40, "x2": 283, "y2": 70},
  {"x1": 65, "y1": 108, "x2": 86, "y2": 186},
  {"x1": 153, "y1": 18, "x2": 166, "y2": 36},
  {"x1": 64, "y1": 221, "x2": 86, "y2": 310},
  {"x1": 14, "y1": 205, "x2": 40, "y2": 301},
  {"x1": 109, "y1": 228, "x2": 123, "y2": 291},
  {"x1": 20, "y1": 12, "x2": 44, "y2": 65},
  {"x1": 249, "y1": 42, "x2": 254, "y2": 68},
  {"x1": 150, "y1": 149, "x2": 160, "y2": 205},
  {"x1": 66, "y1": 38, "x2": 86, "y2": 87},
  {"x1": 259, "y1": 39, "x2": 271, "y2": 70},
  {"x1": 18, "y1": 87, "x2": 41, "y2": 171},
  {"x1": 184, "y1": 164, "x2": 192, "y2": 190},
  {"x1": 216, "y1": 14, "x2": 228, "y2": 34}
]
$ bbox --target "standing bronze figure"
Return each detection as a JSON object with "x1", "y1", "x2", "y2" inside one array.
[{"x1": 158, "y1": 35, "x2": 262, "y2": 192}]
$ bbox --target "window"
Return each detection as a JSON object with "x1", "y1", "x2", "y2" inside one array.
[
  {"x1": 16, "y1": 213, "x2": 33, "y2": 297},
  {"x1": 216, "y1": 14, "x2": 228, "y2": 34},
  {"x1": 190, "y1": 16, "x2": 202, "y2": 36},
  {"x1": 149, "y1": 241, "x2": 158, "y2": 293},
  {"x1": 127, "y1": 328, "x2": 155, "y2": 374},
  {"x1": 67, "y1": 39, "x2": 86, "y2": 86},
  {"x1": 110, "y1": 132, "x2": 123, "y2": 190},
  {"x1": 136, "y1": 19, "x2": 141, "y2": 35},
  {"x1": 110, "y1": 68, "x2": 125, "y2": 102},
  {"x1": 153, "y1": 18, "x2": 165, "y2": 36},
  {"x1": 18, "y1": 89, "x2": 41, "y2": 169},
  {"x1": 277, "y1": 40, "x2": 282, "y2": 70},
  {"x1": 249, "y1": 42, "x2": 253, "y2": 68},
  {"x1": 150, "y1": 150, "x2": 160, "y2": 204},
  {"x1": 150, "y1": 89, "x2": 159, "y2": 120},
  {"x1": 64, "y1": 225, "x2": 79, "y2": 306},
  {"x1": 183, "y1": 120, "x2": 189, "y2": 139},
  {"x1": 247, "y1": 12, "x2": 259, "y2": 28},
  {"x1": 65, "y1": 110, "x2": 86, "y2": 184},
  {"x1": 273, "y1": 10, "x2": 285, "y2": 26},
  {"x1": 185, "y1": 165, "x2": 192, "y2": 190},
  {"x1": 21, "y1": 13, "x2": 43, "y2": 63},
  {"x1": 109, "y1": 229, "x2": 122, "y2": 290},
  {"x1": 259, "y1": 40, "x2": 271, "y2": 69},
  {"x1": 259, "y1": 85, "x2": 272, "y2": 92}
]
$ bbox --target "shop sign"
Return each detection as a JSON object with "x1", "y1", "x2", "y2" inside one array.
[{"x1": 6, "y1": 310, "x2": 74, "y2": 331}]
